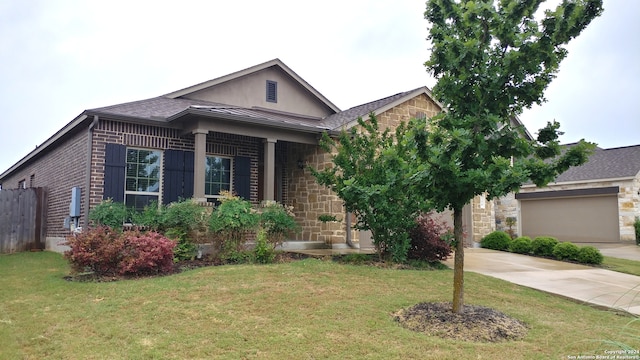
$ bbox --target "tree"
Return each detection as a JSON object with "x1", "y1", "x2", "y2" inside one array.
[
  {"x1": 416, "y1": 0, "x2": 603, "y2": 314},
  {"x1": 312, "y1": 115, "x2": 431, "y2": 263}
]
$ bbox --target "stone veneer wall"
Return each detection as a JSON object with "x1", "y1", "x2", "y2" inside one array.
[
  {"x1": 283, "y1": 93, "x2": 492, "y2": 246},
  {"x1": 517, "y1": 177, "x2": 640, "y2": 241},
  {"x1": 285, "y1": 143, "x2": 347, "y2": 244},
  {"x1": 471, "y1": 194, "x2": 496, "y2": 241},
  {"x1": 494, "y1": 193, "x2": 517, "y2": 234}
]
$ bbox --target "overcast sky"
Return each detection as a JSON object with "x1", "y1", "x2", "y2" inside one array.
[{"x1": 1, "y1": 0, "x2": 638, "y2": 174}]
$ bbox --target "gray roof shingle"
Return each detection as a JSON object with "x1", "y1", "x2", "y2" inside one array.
[
  {"x1": 322, "y1": 89, "x2": 417, "y2": 130},
  {"x1": 553, "y1": 145, "x2": 640, "y2": 182}
]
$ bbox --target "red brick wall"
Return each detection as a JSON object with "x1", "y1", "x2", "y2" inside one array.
[
  {"x1": 0, "y1": 128, "x2": 89, "y2": 238},
  {"x1": 90, "y1": 119, "x2": 260, "y2": 210}
]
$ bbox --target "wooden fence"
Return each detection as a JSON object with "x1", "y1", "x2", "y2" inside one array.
[{"x1": 0, "y1": 188, "x2": 47, "y2": 253}]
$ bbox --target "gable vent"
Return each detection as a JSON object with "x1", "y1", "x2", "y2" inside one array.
[{"x1": 266, "y1": 80, "x2": 277, "y2": 103}]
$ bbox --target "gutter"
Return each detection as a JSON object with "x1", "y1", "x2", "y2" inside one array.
[{"x1": 84, "y1": 115, "x2": 99, "y2": 228}]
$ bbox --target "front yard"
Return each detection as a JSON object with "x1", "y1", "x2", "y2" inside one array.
[{"x1": 0, "y1": 252, "x2": 638, "y2": 359}]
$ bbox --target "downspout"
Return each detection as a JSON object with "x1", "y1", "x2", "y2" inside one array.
[
  {"x1": 346, "y1": 211, "x2": 356, "y2": 248},
  {"x1": 84, "y1": 115, "x2": 99, "y2": 229}
]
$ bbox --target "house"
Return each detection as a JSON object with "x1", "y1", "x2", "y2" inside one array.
[
  {"x1": 0, "y1": 59, "x2": 503, "y2": 252},
  {"x1": 495, "y1": 144, "x2": 640, "y2": 243}
]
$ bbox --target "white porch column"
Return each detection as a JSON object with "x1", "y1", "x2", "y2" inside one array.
[
  {"x1": 263, "y1": 138, "x2": 276, "y2": 201},
  {"x1": 193, "y1": 129, "x2": 208, "y2": 202}
]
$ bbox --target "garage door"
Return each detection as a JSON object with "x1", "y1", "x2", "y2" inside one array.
[{"x1": 520, "y1": 194, "x2": 619, "y2": 243}]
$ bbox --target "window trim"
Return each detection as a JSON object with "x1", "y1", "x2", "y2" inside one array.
[
  {"x1": 124, "y1": 147, "x2": 163, "y2": 207},
  {"x1": 204, "y1": 154, "x2": 233, "y2": 200}
]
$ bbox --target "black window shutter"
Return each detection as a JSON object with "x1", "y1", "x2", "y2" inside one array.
[
  {"x1": 183, "y1": 151, "x2": 194, "y2": 200},
  {"x1": 103, "y1": 143, "x2": 126, "y2": 202},
  {"x1": 163, "y1": 149, "x2": 195, "y2": 205},
  {"x1": 234, "y1": 156, "x2": 251, "y2": 201}
]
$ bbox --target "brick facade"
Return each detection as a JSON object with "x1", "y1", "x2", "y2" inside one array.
[{"x1": 0, "y1": 127, "x2": 89, "y2": 244}]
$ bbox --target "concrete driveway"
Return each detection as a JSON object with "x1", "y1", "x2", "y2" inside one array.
[{"x1": 444, "y1": 247, "x2": 640, "y2": 315}]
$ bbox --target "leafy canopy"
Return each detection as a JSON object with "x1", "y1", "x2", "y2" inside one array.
[
  {"x1": 419, "y1": 0, "x2": 603, "y2": 313},
  {"x1": 312, "y1": 115, "x2": 432, "y2": 263}
]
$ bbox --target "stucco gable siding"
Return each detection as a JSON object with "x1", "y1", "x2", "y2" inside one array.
[{"x1": 182, "y1": 67, "x2": 335, "y2": 118}]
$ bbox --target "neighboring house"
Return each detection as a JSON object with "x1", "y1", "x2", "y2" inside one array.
[
  {"x1": 495, "y1": 145, "x2": 640, "y2": 243},
  {"x1": 0, "y1": 59, "x2": 506, "y2": 251}
]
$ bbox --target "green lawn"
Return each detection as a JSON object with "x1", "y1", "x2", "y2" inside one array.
[
  {"x1": 1, "y1": 252, "x2": 638, "y2": 360},
  {"x1": 602, "y1": 256, "x2": 640, "y2": 277}
]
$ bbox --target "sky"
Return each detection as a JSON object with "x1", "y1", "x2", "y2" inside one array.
[{"x1": 0, "y1": 0, "x2": 638, "y2": 174}]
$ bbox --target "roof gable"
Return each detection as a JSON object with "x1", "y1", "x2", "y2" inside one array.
[
  {"x1": 164, "y1": 59, "x2": 340, "y2": 118},
  {"x1": 322, "y1": 87, "x2": 442, "y2": 130}
]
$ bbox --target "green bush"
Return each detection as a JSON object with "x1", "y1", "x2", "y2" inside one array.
[
  {"x1": 259, "y1": 201, "x2": 299, "y2": 248},
  {"x1": 509, "y1": 236, "x2": 532, "y2": 254},
  {"x1": 209, "y1": 191, "x2": 259, "y2": 259},
  {"x1": 635, "y1": 217, "x2": 640, "y2": 245},
  {"x1": 130, "y1": 201, "x2": 164, "y2": 231},
  {"x1": 531, "y1": 236, "x2": 559, "y2": 257},
  {"x1": 552, "y1": 242, "x2": 580, "y2": 261},
  {"x1": 161, "y1": 199, "x2": 209, "y2": 235},
  {"x1": 480, "y1": 231, "x2": 511, "y2": 251},
  {"x1": 253, "y1": 229, "x2": 276, "y2": 264},
  {"x1": 577, "y1": 246, "x2": 603, "y2": 265},
  {"x1": 89, "y1": 199, "x2": 129, "y2": 229}
]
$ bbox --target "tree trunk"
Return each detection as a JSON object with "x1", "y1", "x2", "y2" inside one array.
[{"x1": 452, "y1": 206, "x2": 464, "y2": 314}]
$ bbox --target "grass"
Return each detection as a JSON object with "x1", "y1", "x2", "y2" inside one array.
[
  {"x1": 1, "y1": 252, "x2": 638, "y2": 359},
  {"x1": 602, "y1": 256, "x2": 640, "y2": 277}
]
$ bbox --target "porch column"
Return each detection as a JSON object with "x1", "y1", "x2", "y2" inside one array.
[
  {"x1": 263, "y1": 138, "x2": 276, "y2": 201},
  {"x1": 193, "y1": 129, "x2": 207, "y2": 202}
]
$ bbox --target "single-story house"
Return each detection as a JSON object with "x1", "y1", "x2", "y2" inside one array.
[
  {"x1": 495, "y1": 144, "x2": 640, "y2": 243},
  {"x1": 1, "y1": 59, "x2": 521, "y2": 252}
]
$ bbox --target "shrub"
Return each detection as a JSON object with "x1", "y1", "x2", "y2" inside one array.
[
  {"x1": 408, "y1": 213, "x2": 453, "y2": 262},
  {"x1": 161, "y1": 199, "x2": 209, "y2": 236},
  {"x1": 531, "y1": 236, "x2": 559, "y2": 257},
  {"x1": 509, "y1": 236, "x2": 532, "y2": 254},
  {"x1": 577, "y1": 246, "x2": 603, "y2": 265},
  {"x1": 64, "y1": 226, "x2": 125, "y2": 276},
  {"x1": 118, "y1": 231, "x2": 176, "y2": 275},
  {"x1": 635, "y1": 217, "x2": 640, "y2": 245},
  {"x1": 89, "y1": 199, "x2": 129, "y2": 229},
  {"x1": 481, "y1": 231, "x2": 512, "y2": 251},
  {"x1": 552, "y1": 242, "x2": 580, "y2": 261},
  {"x1": 253, "y1": 229, "x2": 276, "y2": 264},
  {"x1": 259, "y1": 201, "x2": 299, "y2": 248},
  {"x1": 209, "y1": 191, "x2": 259, "y2": 259},
  {"x1": 64, "y1": 226, "x2": 176, "y2": 277},
  {"x1": 130, "y1": 201, "x2": 164, "y2": 231}
]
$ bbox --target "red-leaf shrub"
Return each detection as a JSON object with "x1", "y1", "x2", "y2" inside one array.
[
  {"x1": 64, "y1": 227, "x2": 176, "y2": 277},
  {"x1": 119, "y1": 231, "x2": 176, "y2": 276},
  {"x1": 64, "y1": 226, "x2": 125, "y2": 276},
  {"x1": 408, "y1": 213, "x2": 453, "y2": 262}
]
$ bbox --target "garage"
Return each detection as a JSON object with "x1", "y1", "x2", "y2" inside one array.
[{"x1": 517, "y1": 187, "x2": 620, "y2": 243}]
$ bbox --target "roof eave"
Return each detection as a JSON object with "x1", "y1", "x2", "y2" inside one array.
[
  {"x1": 337, "y1": 87, "x2": 440, "y2": 130},
  {"x1": 168, "y1": 108, "x2": 332, "y2": 135}
]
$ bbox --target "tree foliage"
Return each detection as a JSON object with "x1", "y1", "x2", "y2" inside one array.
[
  {"x1": 312, "y1": 115, "x2": 431, "y2": 263},
  {"x1": 417, "y1": 0, "x2": 603, "y2": 313}
]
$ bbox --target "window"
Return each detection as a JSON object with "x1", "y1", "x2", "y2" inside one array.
[
  {"x1": 125, "y1": 148, "x2": 162, "y2": 211},
  {"x1": 18, "y1": 179, "x2": 26, "y2": 189},
  {"x1": 266, "y1": 80, "x2": 277, "y2": 103},
  {"x1": 205, "y1": 155, "x2": 232, "y2": 199}
]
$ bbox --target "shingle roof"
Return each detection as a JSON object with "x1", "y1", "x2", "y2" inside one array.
[
  {"x1": 321, "y1": 89, "x2": 418, "y2": 130},
  {"x1": 88, "y1": 96, "x2": 223, "y2": 121},
  {"x1": 553, "y1": 145, "x2": 640, "y2": 182}
]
